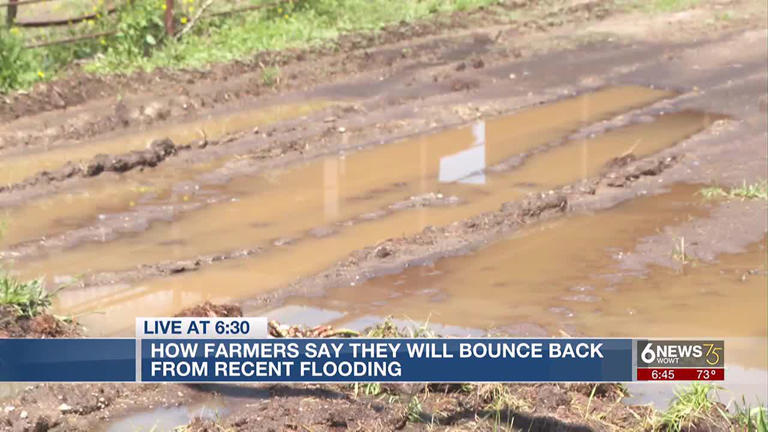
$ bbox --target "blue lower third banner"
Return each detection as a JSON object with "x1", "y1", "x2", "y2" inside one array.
[
  {"x1": 0, "y1": 338, "x2": 634, "y2": 382},
  {"x1": 0, "y1": 339, "x2": 135, "y2": 382},
  {"x1": 139, "y1": 338, "x2": 632, "y2": 382}
]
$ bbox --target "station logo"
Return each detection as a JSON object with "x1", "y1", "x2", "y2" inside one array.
[{"x1": 637, "y1": 340, "x2": 724, "y2": 368}]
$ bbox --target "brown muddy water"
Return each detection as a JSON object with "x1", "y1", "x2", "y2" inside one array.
[
  {"x1": 0, "y1": 101, "x2": 330, "y2": 186},
  {"x1": 0, "y1": 159, "x2": 224, "y2": 248},
  {"x1": 2, "y1": 83, "x2": 763, "y2": 415},
  {"x1": 271, "y1": 186, "x2": 767, "y2": 406},
  {"x1": 11, "y1": 85, "x2": 677, "y2": 279},
  {"x1": 103, "y1": 399, "x2": 228, "y2": 432},
  {"x1": 0, "y1": 101, "x2": 332, "y2": 248},
  {"x1": 39, "y1": 87, "x2": 724, "y2": 332},
  {"x1": 278, "y1": 186, "x2": 764, "y2": 338}
]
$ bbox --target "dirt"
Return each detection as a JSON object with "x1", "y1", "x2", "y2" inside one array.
[
  {"x1": 0, "y1": 0, "x2": 609, "y2": 154},
  {"x1": 174, "y1": 301, "x2": 243, "y2": 318},
  {"x1": 0, "y1": 0, "x2": 766, "y2": 430},
  {"x1": 0, "y1": 306, "x2": 79, "y2": 338},
  {"x1": 0, "y1": 312, "x2": 738, "y2": 431}
]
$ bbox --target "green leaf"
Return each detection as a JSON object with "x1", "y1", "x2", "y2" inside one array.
[{"x1": 145, "y1": 34, "x2": 157, "y2": 46}]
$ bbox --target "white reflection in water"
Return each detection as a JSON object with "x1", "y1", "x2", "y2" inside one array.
[{"x1": 439, "y1": 121, "x2": 486, "y2": 185}]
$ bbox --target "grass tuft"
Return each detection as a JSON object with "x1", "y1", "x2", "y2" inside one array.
[
  {"x1": 0, "y1": 273, "x2": 52, "y2": 318},
  {"x1": 731, "y1": 398, "x2": 768, "y2": 432},
  {"x1": 365, "y1": 316, "x2": 438, "y2": 338},
  {"x1": 621, "y1": 0, "x2": 702, "y2": 13},
  {"x1": 699, "y1": 181, "x2": 768, "y2": 200},
  {"x1": 657, "y1": 383, "x2": 723, "y2": 432}
]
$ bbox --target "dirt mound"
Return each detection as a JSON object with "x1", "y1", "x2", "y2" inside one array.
[
  {"x1": 0, "y1": 305, "x2": 79, "y2": 338},
  {"x1": 0, "y1": 138, "x2": 178, "y2": 193},
  {"x1": 268, "y1": 320, "x2": 360, "y2": 338},
  {"x1": 174, "y1": 301, "x2": 243, "y2": 318}
]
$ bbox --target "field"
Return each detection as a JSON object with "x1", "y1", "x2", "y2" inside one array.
[{"x1": 0, "y1": 0, "x2": 767, "y2": 430}]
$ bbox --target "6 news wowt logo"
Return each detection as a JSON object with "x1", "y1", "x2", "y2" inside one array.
[{"x1": 635, "y1": 340, "x2": 724, "y2": 381}]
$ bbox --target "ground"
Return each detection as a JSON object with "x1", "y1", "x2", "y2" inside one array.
[{"x1": 0, "y1": 0, "x2": 766, "y2": 430}]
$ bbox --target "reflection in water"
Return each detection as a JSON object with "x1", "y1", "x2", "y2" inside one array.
[
  {"x1": 49, "y1": 89, "x2": 709, "y2": 335},
  {"x1": 105, "y1": 400, "x2": 227, "y2": 432},
  {"x1": 0, "y1": 101, "x2": 332, "y2": 186},
  {"x1": 324, "y1": 158, "x2": 340, "y2": 221},
  {"x1": 18, "y1": 85, "x2": 675, "y2": 281},
  {"x1": 439, "y1": 121, "x2": 486, "y2": 184},
  {"x1": 278, "y1": 186, "x2": 766, "y2": 406},
  {"x1": 52, "y1": 112, "x2": 720, "y2": 338},
  {"x1": 0, "y1": 159, "x2": 225, "y2": 248}
]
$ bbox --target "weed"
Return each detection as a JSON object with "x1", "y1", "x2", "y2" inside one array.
[
  {"x1": 699, "y1": 181, "x2": 768, "y2": 200},
  {"x1": 366, "y1": 316, "x2": 405, "y2": 337},
  {"x1": 584, "y1": 384, "x2": 598, "y2": 419},
  {"x1": 352, "y1": 382, "x2": 382, "y2": 397},
  {"x1": 623, "y1": 0, "x2": 701, "y2": 13},
  {"x1": 406, "y1": 395, "x2": 423, "y2": 423},
  {"x1": 0, "y1": 273, "x2": 52, "y2": 318},
  {"x1": 365, "y1": 316, "x2": 439, "y2": 338},
  {"x1": 260, "y1": 65, "x2": 280, "y2": 87},
  {"x1": 698, "y1": 186, "x2": 729, "y2": 200},
  {"x1": 730, "y1": 181, "x2": 768, "y2": 200},
  {"x1": 715, "y1": 10, "x2": 735, "y2": 21},
  {"x1": 657, "y1": 383, "x2": 721, "y2": 432},
  {"x1": 0, "y1": 30, "x2": 39, "y2": 92},
  {"x1": 731, "y1": 398, "x2": 768, "y2": 432},
  {"x1": 476, "y1": 383, "x2": 529, "y2": 413},
  {"x1": 107, "y1": 0, "x2": 167, "y2": 61}
]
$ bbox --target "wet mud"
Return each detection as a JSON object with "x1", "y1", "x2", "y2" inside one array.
[
  {"x1": 9, "y1": 86, "x2": 674, "y2": 277},
  {"x1": 36, "y1": 91, "x2": 724, "y2": 335},
  {"x1": 0, "y1": 1, "x2": 766, "y2": 429}
]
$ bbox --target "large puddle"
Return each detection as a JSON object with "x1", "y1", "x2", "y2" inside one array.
[
  {"x1": 278, "y1": 186, "x2": 764, "y2": 337},
  {"x1": 0, "y1": 101, "x2": 330, "y2": 186},
  {"x1": 103, "y1": 399, "x2": 228, "y2": 432},
  {"x1": 273, "y1": 186, "x2": 767, "y2": 406},
  {"x1": 12, "y1": 86, "x2": 679, "y2": 279},
  {"x1": 43, "y1": 89, "x2": 723, "y2": 335},
  {"x1": 2, "y1": 83, "x2": 761, "y2": 414},
  {"x1": 0, "y1": 159, "x2": 224, "y2": 248}
]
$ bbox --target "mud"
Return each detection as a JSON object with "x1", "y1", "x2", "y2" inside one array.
[
  {"x1": 7, "y1": 86, "x2": 675, "y2": 277},
  {"x1": 44, "y1": 103, "x2": 721, "y2": 335},
  {"x1": 0, "y1": 306, "x2": 79, "y2": 338},
  {"x1": 0, "y1": 0, "x2": 766, "y2": 429},
  {"x1": 0, "y1": 101, "x2": 330, "y2": 189},
  {"x1": 0, "y1": 0, "x2": 612, "y2": 152},
  {"x1": 0, "y1": 138, "x2": 178, "y2": 193},
  {"x1": 0, "y1": 310, "x2": 719, "y2": 432}
]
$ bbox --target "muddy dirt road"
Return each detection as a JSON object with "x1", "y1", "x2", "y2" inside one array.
[{"x1": 0, "y1": 0, "x2": 766, "y2": 430}]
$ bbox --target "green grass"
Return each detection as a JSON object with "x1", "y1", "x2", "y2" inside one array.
[
  {"x1": 406, "y1": 395, "x2": 424, "y2": 423},
  {"x1": 365, "y1": 316, "x2": 438, "y2": 338},
  {"x1": 647, "y1": 0, "x2": 701, "y2": 12},
  {"x1": 699, "y1": 181, "x2": 768, "y2": 200},
  {"x1": 0, "y1": 273, "x2": 52, "y2": 318},
  {"x1": 260, "y1": 65, "x2": 280, "y2": 87},
  {"x1": 1, "y1": 0, "x2": 503, "y2": 93},
  {"x1": 90, "y1": 0, "x2": 503, "y2": 73},
  {"x1": 657, "y1": 383, "x2": 725, "y2": 432},
  {"x1": 732, "y1": 398, "x2": 768, "y2": 432},
  {"x1": 620, "y1": 0, "x2": 702, "y2": 13}
]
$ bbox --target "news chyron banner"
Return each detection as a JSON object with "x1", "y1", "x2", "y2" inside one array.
[{"x1": 0, "y1": 317, "x2": 724, "y2": 383}]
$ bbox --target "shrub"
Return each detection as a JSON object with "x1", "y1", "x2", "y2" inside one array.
[{"x1": 0, "y1": 30, "x2": 39, "y2": 93}]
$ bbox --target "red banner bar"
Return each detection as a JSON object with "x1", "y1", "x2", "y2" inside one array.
[{"x1": 637, "y1": 368, "x2": 724, "y2": 381}]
